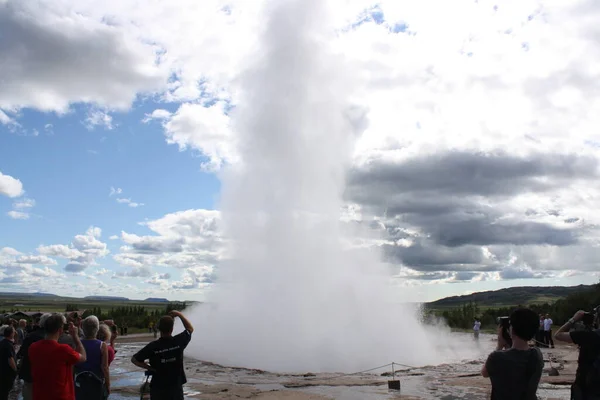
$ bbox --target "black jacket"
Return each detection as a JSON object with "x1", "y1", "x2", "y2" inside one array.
[{"x1": 17, "y1": 328, "x2": 45, "y2": 382}]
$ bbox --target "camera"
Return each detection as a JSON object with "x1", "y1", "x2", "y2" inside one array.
[
  {"x1": 496, "y1": 316, "x2": 512, "y2": 348},
  {"x1": 497, "y1": 316, "x2": 510, "y2": 328},
  {"x1": 582, "y1": 312, "x2": 594, "y2": 326}
]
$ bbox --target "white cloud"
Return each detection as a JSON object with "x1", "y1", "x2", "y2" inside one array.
[
  {"x1": 38, "y1": 226, "x2": 109, "y2": 272},
  {"x1": 8, "y1": 197, "x2": 35, "y2": 220},
  {"x1": 0, "y1": 171, "x2": 24, "y2": 198},
  {"x1": 95, "y1": 268, "x2": 110, "y2": 276},
  {"x1": 171, "y1": 266, "x2": 214, "y2": 290},
  {"x1": 0, "y1": 247, "x2": 22, "y2": 257},
  {"x1": 143, "y1": 109, "x2": 171, "y2": 123},
  {"x1": 7, "y1": 210, "x2": 29, "y2": 220},
  {"x1": 13, "y1": 198, "x2": 35, "y2": 209},
  {"x1": 37, "y1": 244, "x2": 85, "y2": 260},
  {"x1": 110, "y1": 188, "x2": 143, "y2": 207},
  {"x1": 15, "y1": 255, "x2": 57, "y2": 266},
  {"x1": 0, "y1": 246, "x2": 65, "y2": 291},
  {"x1": 162, "y1": 102, "x2": 236, "y2": 171},
  {"x1": 115, "y1": 198, "x2": 144, "y2": 208},
  {"x1": 0, "y1": 0, "x2": 167, "y2": 114},
  {"x1": 145, "y1": 273, "x2": 172, "y2": 286},
  {"x1": 115, "y1": 266, "x2": 153, "y2": 278},
  {"x1": 85, "y1": 109, "x2": 113, "y2": 130},
  {"x1": 113, "y1": 209, "x2": 222, "y2": 273},
  {"x1": 0, "y1": 109, "x2": 14, "y2": 125}
]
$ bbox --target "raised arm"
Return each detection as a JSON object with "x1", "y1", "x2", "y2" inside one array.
[
  {"x1": 69, "y1": 323, "x2": 87, "y2": 363},
  {"x1": 554, "y1": 310, "x2": 585, "y2": 343},
  {"x1": 170, "y1": 311, "x2": 194, "y2": 334}
]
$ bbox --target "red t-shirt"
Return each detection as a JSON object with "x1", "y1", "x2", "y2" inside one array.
[
  {"x1": 29, "y1": 340, "x2": 80, "y2": 400},
  {"x1": 107, "y1": 344, "x2": 115, "y2": 365}
]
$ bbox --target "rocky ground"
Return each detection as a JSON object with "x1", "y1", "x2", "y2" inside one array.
[{"x1": 110, "y1": 333, "x2": 577, "y2": 399}]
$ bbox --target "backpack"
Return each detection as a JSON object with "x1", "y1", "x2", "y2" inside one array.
[
  {"x1": 74, "y1": 341, "x2": 107, "y2": 400},
  {"x1": 74, "y1": 371, "x2": 107, "y2": 400}
]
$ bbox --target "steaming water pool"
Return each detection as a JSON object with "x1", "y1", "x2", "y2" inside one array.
[{"x1": 104, "y1": 333, "x2": 573, "y2": 399}]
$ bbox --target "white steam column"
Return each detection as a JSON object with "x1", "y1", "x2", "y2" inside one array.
[{"x1": 186, "y1": 0, "x2": 468, "y2": 372}]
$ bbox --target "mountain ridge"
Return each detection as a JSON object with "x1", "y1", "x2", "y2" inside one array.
[{"x1": 427, "y1": 284, "x2": 593, "y2": 308}]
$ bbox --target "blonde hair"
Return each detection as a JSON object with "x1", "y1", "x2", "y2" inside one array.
[{"x1": 97, "y1": 324, "x2": 112, "y2": 342}]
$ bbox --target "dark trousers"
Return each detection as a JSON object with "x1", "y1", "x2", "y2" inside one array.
[
  {"x1": 571, "y1": 383, "x2": 600, "y2": 400},
  {"x1": 535, "y1": 330, "x2": 544, "y2": 346},
  {"x1": 150, "y1": 385, "x2": 184, "y2": 400},
  {"x1": 544, "y1": 330, "x2": 554, "y2": 347},
  {"x1": 0, "y1": 380, "x2": 13, "y2": 400}
]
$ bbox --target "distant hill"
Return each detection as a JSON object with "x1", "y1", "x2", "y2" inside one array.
[
  {"x1": 0, "y1": 292, "x2": 58, "y2": 298},
  {"x1": 144, "y1": 298, "x2": 169, "y2": 303},
  {"x1": 84, "y1": 296, "x2": 130, "y2": 301},
  {"x1": 428, "y1": 285, "x2": 593, "y2": 308}
]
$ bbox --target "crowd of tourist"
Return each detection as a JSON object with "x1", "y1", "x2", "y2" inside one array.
[
  {"x1": 2, "y1": 304, "x2": 597, "y2": 400},
  {"x1": 0, "y1": 310, "x2": 193, "y2": 400},
  {"x1": 0, "y1": 312, "x2": 118, "y2": 400}
]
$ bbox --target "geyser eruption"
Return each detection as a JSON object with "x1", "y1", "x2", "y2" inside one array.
[{"x1": 188, "y1": 0, "x2": 478, "y2": 372}]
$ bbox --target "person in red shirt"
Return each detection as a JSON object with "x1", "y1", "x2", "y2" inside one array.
[{"x1": 29, "y1": 314, "x2": 87, "y2": 400}]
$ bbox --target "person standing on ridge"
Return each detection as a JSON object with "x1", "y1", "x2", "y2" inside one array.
[
  {"x1": 474, "y1": 318, "x2": 481, "y2": 340},
  {"x1": 131, "y1": 311, "x2": 194, "y2": 400},
  {"x1": 544, "y1": 315, "x2": 554, "y2": 349}
]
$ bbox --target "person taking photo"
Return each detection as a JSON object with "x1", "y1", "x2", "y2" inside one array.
[
  {"x1": 481, "y1": 308, "x2": 544, "y2": 400},
  {"x1": 29, "y1": 314, "x2": 87, "y2": 400},
  {"x1": 131, "y1": 311, "x2": 194, "y2": 400},
  {"x1": 554, "y1": 310, "x2": 600, "y2": 400}
]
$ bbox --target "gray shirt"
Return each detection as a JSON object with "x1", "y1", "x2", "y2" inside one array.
[{"x1": 485, "y1": 347, "x2": 543, "y2": 400}]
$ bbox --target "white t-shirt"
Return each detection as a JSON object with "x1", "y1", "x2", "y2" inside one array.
[
  {"x1": 474, "y1": 321, "x2": 481, "y2": 331},
  {"x1": 543, "y1": 318, "x2": 553, "y2": 331}
]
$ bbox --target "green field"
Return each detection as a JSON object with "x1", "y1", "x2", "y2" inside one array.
[{"x1": 0, "y1": 296, "x2": 169, "y2": 314}]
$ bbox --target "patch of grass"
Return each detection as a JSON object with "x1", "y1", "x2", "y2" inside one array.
[{"x1": 0, "y1": 297, "x2": 168, "y2": 315}]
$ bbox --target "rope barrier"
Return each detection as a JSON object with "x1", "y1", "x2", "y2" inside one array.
[
  {"x1": 392, "y1": 361, "x2": 421, "y2": 370},
  {"x1": 173, "y1": 362, "x2": 413, "y2": 387},
  {"x1": 305, "y1": 362, "x2": 395, "y2": 381}
]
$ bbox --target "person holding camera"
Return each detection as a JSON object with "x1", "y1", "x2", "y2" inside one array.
[
  {"x1": 481, "y1": 308, "x2": 544, "y2": 400},
  {"x1": 29, "y1": 314, "x2": 87, "y2": 400},
  {"x1": 554, "y1": 309, "x2": 600, "y2": 400},
  {"x1": 131, "y1": 311, "x2": 194, "y2": 400}
]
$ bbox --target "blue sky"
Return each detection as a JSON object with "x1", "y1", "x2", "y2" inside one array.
[
  {"x1": 1, "y1": 99, "x2": 222, "y2": 298},
  {"x1": 1, "y1": 0, "x2": 600, "y2": 301}
]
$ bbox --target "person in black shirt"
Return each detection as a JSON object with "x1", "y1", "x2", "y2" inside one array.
[
  {"x1": 554, "y1": 310, "x2": 600, "y2": 400},
  {"x1": 132, "y1": 311, "x2": 194, "y2": 400},
  {"x1": 17, "y1": 312, "x2": 50, "y2": 400},
  {"x1": 481, "y1": 308, "x2": 544, "y2": 400},
  {"x1": 0, "y1": 326, "x2": 18, "y2": 400}
]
